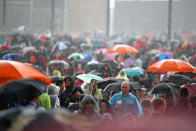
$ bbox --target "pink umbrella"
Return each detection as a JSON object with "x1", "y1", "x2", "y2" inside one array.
[
  {"x1": 104, "y1": 54, "x2": 115, "y2": 60},
  {"x1": 95, "y1": 48, "x2": 107, "y2": 54}
]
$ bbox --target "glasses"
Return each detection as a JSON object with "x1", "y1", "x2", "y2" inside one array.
[{"x1": 122, "y1": 86, "x2": 128, "y2": 88}]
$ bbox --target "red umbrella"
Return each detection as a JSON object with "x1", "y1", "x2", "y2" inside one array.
[
  {"x1": 147, "y1": 59, "x2": 196, "y2": 72},
  {"x1": 107, "y1": 44, "x2": 138, "y2": 54},
  {"x1": 0, "y1": 60, "x2": 51, "y2": 85}
]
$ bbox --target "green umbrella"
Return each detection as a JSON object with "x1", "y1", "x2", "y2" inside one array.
[{"x1": 76, "y1": 74, "x2": 103, "y2": 83}]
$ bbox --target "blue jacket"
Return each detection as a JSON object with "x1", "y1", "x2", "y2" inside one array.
[{"x1": 109, "y1": 92, "x2": 143, "y2": 116}]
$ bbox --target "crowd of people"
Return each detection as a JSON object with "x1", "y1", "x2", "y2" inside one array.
[{"x1": 0, "y1": 30, "x2": 196, "y2": 130}]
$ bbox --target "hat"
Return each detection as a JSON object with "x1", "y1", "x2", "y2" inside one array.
[{"x1": 52, "y1": 69, "x2": 61, "y2": 76}]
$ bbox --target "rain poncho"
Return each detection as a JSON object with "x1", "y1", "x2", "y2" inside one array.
[{"x1": 38, "y1": 93, "x2": 51, "y2": 109}]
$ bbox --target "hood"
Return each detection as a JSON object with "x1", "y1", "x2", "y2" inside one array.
[{"x1": 80, "y1": 94, "x2": 96, "y2": 111}]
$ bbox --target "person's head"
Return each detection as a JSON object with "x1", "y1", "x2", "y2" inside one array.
[
  {"x1": 80, "y1": 94, "x2": 96, "y2": 113},
  {"x1": 189, "y1": 96, "x2": 196, "y2": 111},
  {"x1": 139, "y1": 74, "x2": 145, "y2": 81},
  {"x1": 72, "y1": 86, "x2": 83, "y2": 99},
  {"x1": 56, "y1": 81, "x2": 65, "y2": 91},
  {"x1": 103, "y1": 64, "x2": 109, "y2": 70},
  {"x1": 141, "y1": 99, "x2": 152, "y2": 116},
  {"x1": 47, "y1": 84, "x2": 60, "y2": 95},
  {"x1": 179, "y1": 87, "x2": 189, "y2": 98},
  {"x1": 165, "y1": 93, "x2": 174, "y2": 104},
  {"x1": 137, "y1": 88, "x2": 146, "y2": 97},
  {"x1": 152, "y1": 98, "x2": 166, "y2": 113},
  {"x1": 121, "y1": 81, "x2": 130, "y2": 95},
  {"x1": 99, "y1": 99, "x2": 111, "y2": 113},
  {"x1": 64, "y1": 76, "x2": 73, "y2": 88},
  {"x1": 154, "y1": 74, "x2": 160, "y2": 83}
]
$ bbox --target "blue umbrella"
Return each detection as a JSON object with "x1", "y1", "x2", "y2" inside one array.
[
  {"x1": 157, "y1": 53, "x2": 172, "y2": 60},
  {"x1": 82, "y1": 53, "x2": 93, "y2": 61},
  {"x1": 2, "y1": 53, "x2": 23, "y2": 60},
  {"x1": 124, "y1": 67, "x2": 144, "y2": 77}
]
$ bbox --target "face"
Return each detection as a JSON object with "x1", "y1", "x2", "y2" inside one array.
[
  {"x1": 65, "y1": 78, "x2": 71, "y2": 86},
  {"x1": 99, "y1": 102, "x2": 107, "y2": 112},
  {"x1": 137, "y1": 89, "x2": 144, "y2": 97},
  {"x1": 121, "y1": 82, "x2": 130, "y2": 95},
  {"x1": 74, "y1": 91, "x2": 82, "y2": 99},
  {"x1": 85, "y1": 101, "x2": 94, "y2": 111}
]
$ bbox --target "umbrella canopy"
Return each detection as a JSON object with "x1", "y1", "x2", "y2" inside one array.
[
  {"x1": 68, "y1": 53, "x2": 85, "y2": 60},
  {"x1": 107, "y1": 44, "x2": 138, "y2": 54},
  {"x1": 147, "y1": 59, "x2": 196, "y2": 72},
  {"x1": 103, "y1": 54, "x2": 116, "y2": 60},
  {"x1": 51, "y1": 41, "x2": 69, "y2": 52},
  {"x1": 97, "y1": 77, "x2": 124, "y2": 90},
  {"x1": 95, "y1": 48, "x2": 107, "y2": 54},
  {"x1": 0, "y1": 60, "x2": 51, "y2": 85},
  {"x1": 22, "y1": 46, "x2": 36, "y2": 54},
  {"x1": 0, "y1": 78, "x2": 47, "y2": 106},
  {"x1": 82, "y1": 52, "x2": 93, "y2": 61},
  {"x1": 166, "y1": 74, "x2": 192, "y2": 86},
  {"x1": 47, "y1": 60, "x2": 69, "y2": 69},
  {"x1": 76, "y1": 74, "x2": 103, "y2": 83},
  {"x1": 151, "y1": 83, "x2": 178, "y2": 94},
  {"x1": 101, "y1": 59, "x2": 118, "y2": 67},
  {"x1": 2, "y1": 53, "x2": 23, "y2": 60},
  {"x1": 156, "y1": 53, "x2": 172, "y2": 60},
  {"x1": 123, "y1": 67, "x2": 144, "y2": 77}
]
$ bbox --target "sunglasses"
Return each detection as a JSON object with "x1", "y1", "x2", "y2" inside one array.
[{"x1": 122, "y1": 86, "x2": 128, "y2": 88}]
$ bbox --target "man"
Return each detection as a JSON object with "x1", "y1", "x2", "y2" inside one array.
[
  {"x1": 79, "y1": 94, "x2": 102, "y2": 125},
  {"x1": 109, "y1": 81, "x2": 143, "y2": 117},
  {"x1": 151, "y1": 98, "x2": 166, "y2": 118}
]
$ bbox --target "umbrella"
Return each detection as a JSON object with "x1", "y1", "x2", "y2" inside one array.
[
  {"x1": 166, "y1": 74, "x2": 192, "y2": 86},
  {"x1": 103, "y1": 54, "x2": 116, "y2": 60},
  {"x1": 0, "y1": 60, "x2": 51, "y2": 85},
  {"x1": 47, "y1": 60, "x2": 69, "y2": 69},
  {"x1": 0, "y1": 78, "x2": 47, "y2": 106},
  {"x1": 2, "y1": 53, "x2": 23, "y2": 60},
  {"x1": 76, "y1": 74, "x2": 103, "y2": 83},
  {"x1": 156, "y1": 53, "x2": 172, "y2": 60},
  {"x1": 123, "y1": 67, "x2": 144, "y2": 77},
  {"x1": 68, "y1": 53, "x2": 85, "y2": 60},
  {"x1": 97, "y1": 77, "x2": 124, "y2": 90},
  {"x1": 95, "y1": 48, "x2": 107, "y2": 54},
  {"x1": 151, "y1": 83, "x2": 177, "y2": 94},
  {"x1": 147, "y1": 59, "x2": 196, "y2": 72},
  {"x1": 103, "y1": 81, "x2": 136, "y2": 97},
  {"x1": 107, "y1": 44, "x2": 138, "y2": 54},
  {"x1": 22, "y1": 46, "x2": 36, "y2": 54},
  {"x1": 101, "y1": 59, "x2": 118, "y2": 67},
  {"x1": 51, "y1": 41, "x2": 69, "y2": 52},
  {"x1": 82, "y1": 52, "x2": 93, "y2": 61}
]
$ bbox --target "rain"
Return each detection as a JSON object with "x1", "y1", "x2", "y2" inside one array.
[{"x1": 0, "y1": 0, "x2": 196, "y2": 131}]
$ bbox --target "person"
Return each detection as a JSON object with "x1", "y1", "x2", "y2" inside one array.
[
  {"x1": 38, "y1": 93, "x2": 51, "y2": 110},
  {"x1": 84, "y1": 79, "x2": 103, "y2": 102},
  {"x1": 102, "y1": 63, "x2": 112, "y2": 78},
  {"x1": 59, "y1": 76, "x2": 74, "y2": 108},
  {"x1": 151, "y1": 98, "x2": 166, "y2": 118},
  {"x1": 185, "y1": 96, "x2": 196, "y2": 119},
  {"x1": 140, "y1": 99, "x2": 152, "y2": 119},
  {"x1": 67, "y1": 86, "x2": 84, "y2": 112},
  {"x1": 136, "y1": 87, "x2": 146, "y2": 103},
  {"x1": 78, "y1": 94, "x2": 102, "y2": 125},
  {"x1": 109, "y1": 81, "x2": 143, "y2": 117},
  {"x1": 173, "y1": 87, "x2": 189, "y2": 115},
  {"x1": 47, "y1": 84, "x2": 60, "y2": 109},
  {"x1": 98, "y1": 99, "x2": 112, "y2": 116}
]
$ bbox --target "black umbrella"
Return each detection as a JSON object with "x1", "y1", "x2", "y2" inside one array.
[
  {"x1": 0, "y1": 78, "x2": 47, "y2": 106},
  {"x1": 166, "y1": 74, "x2": 192, "y2": 86},
  {"x1": 103, "y1": 81, "x2": 136, "y2": 97},
  {"x1": 101, "y1": 59, "x2": 118, "y2": 68},
  {"x1": 97, "y1": 77, "x2": 124, "y2": 90},
  {"x1": 151, "y1": 83, "x2": 178, "y2": 94}
]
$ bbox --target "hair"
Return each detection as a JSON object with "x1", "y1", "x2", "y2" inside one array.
[
  {"x1": 141, "y1": 99, "x2": 152, "y2": 109},
  {"x1": 152, "y1": 98, "x2": 165, "y2": 111},
  {"x1": 179, "y1": 87, "x2": 189, "y2": 98}
]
